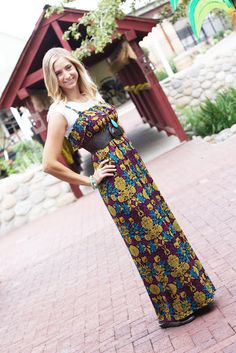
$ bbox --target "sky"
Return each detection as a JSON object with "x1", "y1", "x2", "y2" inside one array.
[
  {"x1": 0, "y1": 0, "x2": 99, "y2": 40},
  {"x1": 0, "y1": 0, "x2": 134, "y2": 40}
]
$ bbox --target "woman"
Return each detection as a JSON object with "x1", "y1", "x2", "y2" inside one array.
[{"x1": 42, "y1": 47, "x2": 215, "y2": 328}]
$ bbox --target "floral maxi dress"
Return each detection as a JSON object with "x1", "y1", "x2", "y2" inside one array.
[{"x1": 67, "y1": 103, "x2": 215, "y2": 323}]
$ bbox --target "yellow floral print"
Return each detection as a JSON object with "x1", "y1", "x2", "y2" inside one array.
[
  {"x1": 67, "y1": 104, "x2": 216, "y2": 322},
  {"x1": 143, "y1": 189, "x2": 149, "y2": 199},
  {"x1": 108, "y1": 205, "x2": 116, "y2": 217},
  {"x1": 114, "y1": 177, "x2": 126, "y2": 191},
  {"x1": 194, "y1": 291, "x2": 206, "y2": 304},
  {"x1": 115, "y1": 148, "x2": 124, "y2": 159},
  {"x1": 141, "y1": 216, "x2": 153, "y2": 230},
  {"x1": 150, "y1": 284, "x2": 160, "y2": 295},
  {"x1": 129, "y1": 245, "x2": 139, "y2": 257},
  {"x1": 167, "y1": 283, "x2": 177, "y2": 295},
  {"x1": 168, "y1": 255, "x2": 180, "y2": 268}
]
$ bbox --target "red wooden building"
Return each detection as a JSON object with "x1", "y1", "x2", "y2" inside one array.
[{"x1": 0, "y1": 6, "x2": 187, "y2": 197}]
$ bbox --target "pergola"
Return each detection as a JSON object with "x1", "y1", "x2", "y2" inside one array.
[
  {"x1": 0, "y1": 7, "x2": 158, "y2": 108},
  {"x1": 0, "y1": 6, "x2": 187, "y2": 197}
]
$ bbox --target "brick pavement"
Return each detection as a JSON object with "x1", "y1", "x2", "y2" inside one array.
[{"x1": 0, "y1": 136, "x2": 236, "y2": 353}]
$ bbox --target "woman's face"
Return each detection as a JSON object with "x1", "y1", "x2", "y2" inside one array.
[{"x1": 54, "y1": 57, "x2": 79, "y2": 92}]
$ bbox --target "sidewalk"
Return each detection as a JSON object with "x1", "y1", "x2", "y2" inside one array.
[{"x1": 1, "y1": 135, "x2": 236, "y2": 353}]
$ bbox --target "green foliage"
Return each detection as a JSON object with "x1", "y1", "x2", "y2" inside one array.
[
  {"x1": 45, "y1": 0, "x2": 191, "y2": 59},
  {"x1": 74, "y1": 0, "x2": 125, "y2": 59},
  {"x1": 155, "y1": 69, "x2": 168, "y2": 81},
  {"x1": 12, "y1": 140, "x2": 43, "y2": 173},
  {"x1": 160, "y1": 0, "x2": 189, "y2": 23},
  {"x1": 178, "y1": 87, "x2": 236, "y2": 137},
  {"x1": 45, "y1": 0, "x2": 235, "y2": 59},
  {"x1": 0, "y1": 140, "x2": 43, "y2": 178},
  {"x1": 169, "y1": 58, "x2": 177, "y2": 73},
  {"x1": 0, "y1": 159, "x2": 16, "y2": 178},
  {"x1": 213, "y1": 30, "x2": 225, "y2": 41},
  {"x1": 45, "y1": 0, "x2": 125, "y2": 60},
  {"x1": 155, "y1": 59, "x2": 177, "y2": 81},
  {"x1": 212, "y1": 29, "x2": 232, "y2": 44}
]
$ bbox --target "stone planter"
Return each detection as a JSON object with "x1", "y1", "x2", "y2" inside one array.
[{"x1": 0, "y1": 165, "x2": 76, "y2": 236}]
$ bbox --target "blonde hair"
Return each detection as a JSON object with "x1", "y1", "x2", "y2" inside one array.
[{"x1": 42, "y1": 47, "x2": 97, "y2": 102}]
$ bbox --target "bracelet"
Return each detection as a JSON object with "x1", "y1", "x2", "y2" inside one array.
[{"x1": 89, "y1": 175, "x2": 98, "y2": 190}]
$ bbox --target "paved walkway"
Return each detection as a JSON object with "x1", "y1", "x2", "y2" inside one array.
[{"x1": 1, "y1": 135, "x2": 236, "y2": 353}]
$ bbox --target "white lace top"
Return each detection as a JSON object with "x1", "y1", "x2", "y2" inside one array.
[{"x1": 47, "y1": 92, "x2": 104, "y2": 137}]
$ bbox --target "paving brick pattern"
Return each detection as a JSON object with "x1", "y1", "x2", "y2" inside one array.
[{"x1": 0, "y1": 136, "x2": 236, "y2": 353}]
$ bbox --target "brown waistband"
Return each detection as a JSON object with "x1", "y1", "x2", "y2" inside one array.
[{"x1": 82, "y1": 127, "x2": 113, "y2": 154}]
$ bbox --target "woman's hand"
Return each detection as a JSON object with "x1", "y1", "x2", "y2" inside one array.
[{"x1": 93, "y1": 159, "x2": 116, "y2": 185}]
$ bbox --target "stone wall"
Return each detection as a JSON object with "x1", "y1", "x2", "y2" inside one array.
[
  {"x1": 0, "y1": 165, "x2": 76, "y2": 236},
  {"x1": 161, "y1": 34, "x2": 236, "y2": 112}
]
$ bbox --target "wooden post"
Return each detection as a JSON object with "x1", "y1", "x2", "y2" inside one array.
[{"x1": 125, "y1": 30, "x2": 187, "y2": 141}]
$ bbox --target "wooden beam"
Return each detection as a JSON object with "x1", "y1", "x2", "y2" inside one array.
[
  {"x1": 56, "y1": 11, "x2": 157, "y2": 34},
  {"x1": 0, "y1": 25, "x2": 49, "y2": 108},
  {"x1": 53, "y1": 12, "x2": 85, "y2": 24},
  {"x1": 51, "y1": 21, "x2": 72, "y2": 51},
  {"x1": 22, "y1": 68, "x2": 43, "y2": 88},
  {"x1": 17, "y1": 88, "x2": 30, "y2": 100},
  {"x1": 117, "y1": 17, "x2": 157, "y2": 33},
  {"x1": 124, "y1": 29, "x2": 137, "y2": 42},
  {"x1": 41, "y1": 9, "x2": 86, "y2": 27}
]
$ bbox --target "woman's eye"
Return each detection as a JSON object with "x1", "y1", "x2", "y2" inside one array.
[{"x1": 66, "y1": 65, "x2": 72, "y2": 70}]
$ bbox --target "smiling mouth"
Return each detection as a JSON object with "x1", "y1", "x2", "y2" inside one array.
[{"x1": 64, "y1": 79, "x2": 75, "y2": 84}]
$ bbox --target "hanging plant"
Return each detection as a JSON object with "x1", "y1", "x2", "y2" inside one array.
[{"x1": 45, "y1": 0, "x2": 236, "y2": 59}]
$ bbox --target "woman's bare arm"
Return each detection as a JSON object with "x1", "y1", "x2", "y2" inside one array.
[
  {"x1": 42, "y1": 113, "x2": 93, "y2": 186},
  {"x1": 42, "y1": 112, "x2": 116, "y2": 186}
]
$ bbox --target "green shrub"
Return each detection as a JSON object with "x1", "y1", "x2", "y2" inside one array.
[
  {"x1": 169, "y1": 58, "x2": 177, "y2": 74},
  {"x1": 178, "y1": 87, "x2": 236, "y2": 137},
  {"x1": 0, "y1": 159, "x2": 16, "y2": 178},
  {"x1": 12, "y1": 140, "x2": 43, "y2": 173},
  {"x1": 155, "y1": 69, "x2": 168, "y2": 81},
  {"x1": 0, "y1": 140, "x2": 43, "y2": 178},
  {"x1": 213, "y1": 30, "x2": 225, "y2": 42},
  {"x1": 155, "y1": 59, "x2": 177, "y2": 82}
]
